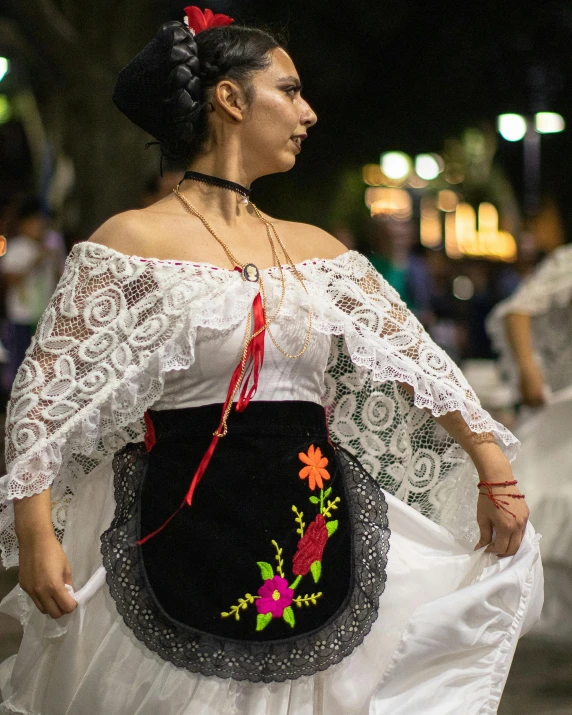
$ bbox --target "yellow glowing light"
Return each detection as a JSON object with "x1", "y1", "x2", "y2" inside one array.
[
  {"x1": 365, "y1": 187, "x2": 387, "y2": 208},
  {"x1": 496, "y1": 231, "x2": 517, "y2": 262},
  {"x1": 362, "y1": 164, "x2": 385, "y2": 186},
  {"x1": 415, "y1": 154, "x2": 442, "y2": 181},
  {"x1": 0, "y1": 58, "x2": 8, "y2": 82},
  {"x1": 497, "y1": 113, "x2": 527, "y2": 142},
  {"x1": 381, "y1": 152, "x2": 411, "y2": 180},
  {"x1": 455, "y1": 203, "x2": 479, "y2": 255},
  {"x1": 420, "y1": 196, "x2": 442, "y2": 248},
  {"x1": 0, "y1": 95, "x2": 11, "y2": 124},
  {"x1": 369, "y1": 188, "x2": 412, "y2": 220},
  {"x1": 445, "y1": 212, "x2": 462, "y2": 259},
  {"x1": 535, "y1": 112, "x2": 565, "y2": 134},
  {"x1": 437, "y1": 190, "x2": 459, "y2": 212}
]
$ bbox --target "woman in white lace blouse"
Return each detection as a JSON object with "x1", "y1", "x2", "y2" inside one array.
[{"x1": 0, "y1": 7, "x2": 540, "y2": 715}]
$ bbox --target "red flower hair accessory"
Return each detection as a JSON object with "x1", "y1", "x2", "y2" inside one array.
[{"x1": 184, "y1": 6, "x2": 234, "y2": 35}]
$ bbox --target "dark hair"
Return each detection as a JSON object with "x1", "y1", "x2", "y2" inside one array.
[{"x1": 158, "y1": 22, "x2": 282, "y2": 164}]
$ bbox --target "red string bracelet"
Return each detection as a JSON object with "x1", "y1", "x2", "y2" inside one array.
[{"x1": 477, "y1": 480, "x2": 525, "y2": 519}]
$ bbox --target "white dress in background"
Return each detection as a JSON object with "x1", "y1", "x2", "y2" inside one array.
[
  {"x1": 0, "y1": 243, "x2": 542, "y2": 714},
  {"x1": 488, "y1": 244, "x2": 572, "y2": 641}
]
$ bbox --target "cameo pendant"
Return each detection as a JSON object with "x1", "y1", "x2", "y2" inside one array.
[{"x1": 242, "y1": 263, "x2": 260, "y2": 283}]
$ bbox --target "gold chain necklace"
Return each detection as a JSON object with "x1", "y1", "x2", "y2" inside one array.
[{"x1": 173, "y1": 187, "x2": 313, "y2": 361}]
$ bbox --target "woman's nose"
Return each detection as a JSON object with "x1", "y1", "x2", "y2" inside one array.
[{"x1": 301, "y1": 100, "x2": 317, "y2": 128}]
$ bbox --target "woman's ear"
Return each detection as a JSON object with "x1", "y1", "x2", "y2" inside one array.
[{"x1": 212, "y1": 80, "x2": 246, "y2": 123}]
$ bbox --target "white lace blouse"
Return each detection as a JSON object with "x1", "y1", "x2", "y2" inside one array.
[{"x1": 0, "y1": 242, "x2": 518, "y2": 567}]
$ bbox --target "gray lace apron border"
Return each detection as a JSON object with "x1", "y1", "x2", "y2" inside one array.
[{"x1": 101, "y1": 444, "x2": 390, "y2": 683}]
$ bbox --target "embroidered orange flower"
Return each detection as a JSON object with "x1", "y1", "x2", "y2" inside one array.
[{"x1": 298, "y1": 445, "x2": 330, "y2": 491}]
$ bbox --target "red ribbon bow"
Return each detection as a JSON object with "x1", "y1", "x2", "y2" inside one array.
[{"x1": 184, "y1": 6, "x2": 234, "y2": 34}]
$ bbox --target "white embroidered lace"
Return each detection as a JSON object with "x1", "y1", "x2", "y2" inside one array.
[
  {"x1": 487, "y1": 244, "x2": 572, "y2": 392},
  {"x1": 0, "y1": 242, "x2": 517, "y2": 567}
]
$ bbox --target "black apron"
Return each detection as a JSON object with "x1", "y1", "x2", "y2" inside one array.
[{"x1": 101, "y1": 401, "x2": 390, "y2": 682}]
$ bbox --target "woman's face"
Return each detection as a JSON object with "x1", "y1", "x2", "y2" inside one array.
[{"x1": 238, "y1": 48, "x2": 318, "y2": 178}]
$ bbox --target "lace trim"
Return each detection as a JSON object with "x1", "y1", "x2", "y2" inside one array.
[{"x1": 101, "y1": 442, "x2": 390, "y2": 683}]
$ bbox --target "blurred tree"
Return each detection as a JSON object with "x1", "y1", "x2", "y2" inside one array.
[{"x1": 2, "y1": 0, "x2": 165, "y2": 237}]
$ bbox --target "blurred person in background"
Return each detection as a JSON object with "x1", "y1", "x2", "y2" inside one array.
[
  {"x1": 0, "y1": 199, "x2": 62, "y2": 383},
  {"x1": 0, "y1": 7, "x2": 540, "y2": 715},
  {"x1": 488, "y1": 242, "x2": 572, "y2": 641}
]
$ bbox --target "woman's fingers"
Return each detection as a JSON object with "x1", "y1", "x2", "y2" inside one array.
[
  {"x1": 475, "y1": 517, "x2": 493, "y2": 550},
  {"x1": 28, "y1": 582, "x2": 77, "y2": 619},
  {"x1": 486, "y1": 526, "x2": 511, "y2": 555},
  {"x1": 486, "y1": 522, "x2": 525, "y2": 557},
  {"x1": 53, "y1": 585, "x2": 77, "y2": 616}
]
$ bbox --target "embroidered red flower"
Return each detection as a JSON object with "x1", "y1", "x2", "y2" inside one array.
[
  {"x1": 184, "y1": 6, "x2": 234, "y2": 34},
  {"x1": 292, "y1": 514, "x2": 329, "y2": 576},
  {"x1": 256, "y1": 576, "x2": 294, "y2": 618},
  {"x1": 298, "y1": 444, "x2": 330, "y2": 491}
]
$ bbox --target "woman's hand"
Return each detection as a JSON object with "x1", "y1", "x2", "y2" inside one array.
[
  {"x1": 18, "y1": 532, "x2": 77, "y2": 619},
  {"x1": 473, "y1": 448, "x2": 529, "y2": 557},
  {"x1": 519, "y1": 362, "x2": 546, "y2": 407}
]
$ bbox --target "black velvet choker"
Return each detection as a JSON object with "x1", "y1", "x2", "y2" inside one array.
[{"x1": 182, "y1": 170, "x2": 252, "y2": 199}]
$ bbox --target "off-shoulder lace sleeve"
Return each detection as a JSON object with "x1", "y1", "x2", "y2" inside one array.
[
  {"x1": 486, "y1": 244, "x2": 572, "y2": 393},
  {"x1": 0, "y1": 242, "x2": 255, "y2": 567},
  {"x1": 296, "y1": 252, "x2": 518, "y2": 542}
]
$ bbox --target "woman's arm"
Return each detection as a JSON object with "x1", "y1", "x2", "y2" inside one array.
[
  {"x1": 398, "y1": 382, "x2": 528, "y2": 556},
  {"x1": 14, "y1": 491, "x2": 77, "y2": 619},
  {"x1": 505, "y1": 312, "x2": 545, "y2": 406},
  {"x1": 435, "y1": 410, "x2": 528, "y2": 556}
]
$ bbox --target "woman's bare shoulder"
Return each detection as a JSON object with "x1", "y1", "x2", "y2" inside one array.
[
  {"x1": 272, "y1": 219, "x2": 348, "y2": 261},
  {"x1": 88, "y1": 210, "x2": 157, "y2": 257}
]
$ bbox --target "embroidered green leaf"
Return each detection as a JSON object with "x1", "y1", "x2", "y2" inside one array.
[
  {"x1": 293, "y1": 592, "x2": 323, "y2": 607},
  {"x1": 256, "y1": 613, "x2": 273, "y2": 631},
  {"x1": 309, "y1": 496, "x2": 320, "y2": 504},
  {"x1": 324, "y1": 487, "x2": 332, "y2": 498},
  {"x1": 292, "y1": 505, "x2": 305, "y2": 537},
  {"x1": 322, "y1": 496, "x2": 341, "y2": 519},
  {"x1": 283, "y1": 606, "x2": 296, "y2": 628},
  {"x1": 326, "y1": 520, "x2": 339, "y2": 537},
  {"x1": 310, "y1": 560, "x2": 322, "y2": 583},
  {"x1": 271, "y1": 540, "x2": 285, "y2": 578},
  {"x1": 289, "y1": 575, "x2": 302, "y2": 590},
  {"x1": 257, "y1": 561, "x2": 274, "y2": 581},
  {"x1": 221, "y1": 593, "x2": 258, "y2": 621}
]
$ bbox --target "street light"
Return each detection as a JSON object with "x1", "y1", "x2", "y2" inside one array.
[
  {"x1": 0, "y1": 58, "x2": 8, "y2": 82},
  {"x1": 497, "y1": 111, "x2": 565, "y2": 216},
  {"x1": 380, "y1": 152, "x2": 411, "y2": 180}
]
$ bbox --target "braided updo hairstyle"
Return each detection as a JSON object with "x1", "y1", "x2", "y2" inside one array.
[{"x1": 113, "y1": 21, "x2": 282, "y2": 166}]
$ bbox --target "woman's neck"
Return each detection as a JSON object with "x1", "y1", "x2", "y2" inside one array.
[{"x1": 178, "y1": 156, "x2": 256, "y2": 225}]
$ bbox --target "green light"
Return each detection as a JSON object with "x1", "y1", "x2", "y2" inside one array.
[
  {"x1": 0, "y1": 58, "x2": 8, "y2": 82},
  {"x1": 497, "y1": 114, "x2": 527, "y2": 142},
  {"x1": 0, "y1": 95, "x2": 12, "y2": 124}
]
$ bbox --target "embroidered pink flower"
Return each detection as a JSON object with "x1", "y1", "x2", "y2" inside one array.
[
  {"x1": 256, "y1": 576, "x2": 294, "y2": 618},
  {"x1": 292, "y1": 514, "x2": 329, "y2": 576}
]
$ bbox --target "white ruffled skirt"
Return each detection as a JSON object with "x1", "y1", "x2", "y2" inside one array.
[
  {"x1": 511, "y1": 387, "x2": 572, "y2": 642},
  {"x1": 0, "y1": 459, "x2": 543, "y2": 715}
]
